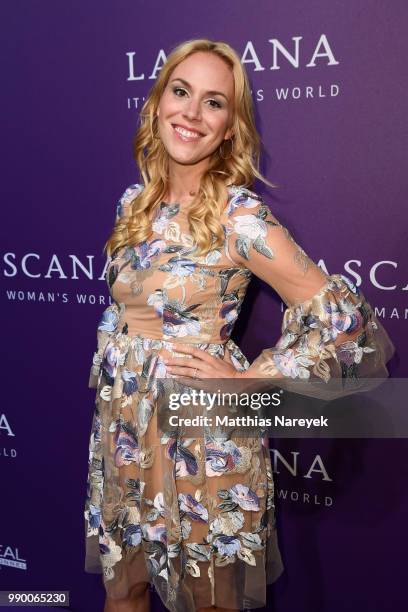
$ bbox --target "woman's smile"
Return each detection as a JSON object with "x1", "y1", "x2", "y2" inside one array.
[
  {"x1": 156, "y1": 52, "x2": 234, "y2": 168},
  {"x1": 172, "y1": 123, "x2": 205, "y2": 142}
]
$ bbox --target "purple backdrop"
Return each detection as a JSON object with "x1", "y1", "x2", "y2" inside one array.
[{"x1": 1, "y1": 1, "x2": 406, "y2": 611}]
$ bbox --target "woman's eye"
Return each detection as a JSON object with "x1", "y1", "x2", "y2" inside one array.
[
  {"x1": 171, "y1": 87, "x2": 222, "y2": 109},
  {"x1": 173, "y1": 87, "x2": 187, "y2": 97},
  {"x1": 207, "y1": 99, "x2": 222, "y2": 109}
]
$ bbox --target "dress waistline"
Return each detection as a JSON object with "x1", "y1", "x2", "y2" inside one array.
[
  {"x1": 89, "y1": 330, "x2": 238, "y2": 390},
  {"x1": 112, "y1": 327, "x2": 228, "y2": 347}
]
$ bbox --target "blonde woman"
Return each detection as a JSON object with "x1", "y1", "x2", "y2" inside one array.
[{"x1": 84, "y1": 39, "x2": 394, "y2": 612}]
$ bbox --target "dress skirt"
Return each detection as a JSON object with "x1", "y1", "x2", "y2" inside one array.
[{"x1": 84, "y1": 328, "x2": 284, "y2": 611}]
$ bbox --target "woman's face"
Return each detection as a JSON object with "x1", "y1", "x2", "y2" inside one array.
[{"x1": 156, "y1": 51, "x2": 235, "y2": 169}]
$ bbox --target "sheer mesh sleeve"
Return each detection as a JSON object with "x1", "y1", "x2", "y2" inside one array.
[{"x1": 225, "y1": 192, "x2": 395, "y2": 399}]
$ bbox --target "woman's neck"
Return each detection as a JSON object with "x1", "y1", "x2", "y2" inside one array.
[{"x1": 164, "y1": 159, "x2": 207, "y2": 203}]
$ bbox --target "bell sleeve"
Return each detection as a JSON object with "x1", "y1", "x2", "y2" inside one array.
[{"x1": 225, "y1": 192, "x2": 395, "y2": 399}]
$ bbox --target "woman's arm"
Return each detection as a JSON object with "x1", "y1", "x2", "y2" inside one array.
[{"x1": 225, "y1": 191, "x2": 395, "y2": 398}]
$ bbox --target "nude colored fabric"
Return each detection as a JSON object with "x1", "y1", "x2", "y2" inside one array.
[{"x1": 84, "y1": 183, "x2": 394, "y2": 610}]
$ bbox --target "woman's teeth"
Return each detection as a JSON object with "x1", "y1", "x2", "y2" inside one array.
[{"x1": 173, "y1": 125, "x2": 202, "y2": 140}]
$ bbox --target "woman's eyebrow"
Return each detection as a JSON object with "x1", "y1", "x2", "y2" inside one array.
[{"x1": 169, "y1": 77, "x2": 228, "y2": 101}]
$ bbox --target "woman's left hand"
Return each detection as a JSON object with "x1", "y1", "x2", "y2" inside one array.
[{"x1": 164, "y1": 344, "x2": 245, "y2": 380}]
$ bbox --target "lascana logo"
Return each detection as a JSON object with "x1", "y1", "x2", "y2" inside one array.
[
  {"x1": 3, "y1": 252, "x2": 109, "y2": 281},
  {"x1": 126, "y1": 35, "x2": 340, "y2": 82},
  {"x1": 0, "y1": 545, "x2": 27, "y2": 570},
  {"x1": 271, "y1": 449, "x2": 332, "y2": 481},
  {"x1": 0, "y1": 413, "x2": 17, "y2": 459},
  {"x1": 3, "y1": 251, "x2": 406, "y2": 290},
  {"x1": 270, "y1": 449, "x2": 334, "y2": 507}
]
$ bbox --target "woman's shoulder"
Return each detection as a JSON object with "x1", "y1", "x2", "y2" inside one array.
[
  {"x1": 116, "y1": 183, "x2": 145, "y2": 219},
  {"x1": 114, "y1": 182, "x2": 267, "y2": 219},
  {"x1": 225, "y1": 184, "x2": 267, "y2": 217}
]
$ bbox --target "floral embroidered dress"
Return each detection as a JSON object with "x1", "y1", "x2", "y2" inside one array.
[{"x1": 84, "y1": 183, "x2": 394, "y2": 611}]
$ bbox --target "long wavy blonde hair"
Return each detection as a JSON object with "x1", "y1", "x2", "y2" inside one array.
[{"x1": 105, "y1": 38, "x2": 277, "y2": 258}]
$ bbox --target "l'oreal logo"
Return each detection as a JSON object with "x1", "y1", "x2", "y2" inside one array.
[{"x1": 0, "y1": 546, "x2": 27, "y2": 570}]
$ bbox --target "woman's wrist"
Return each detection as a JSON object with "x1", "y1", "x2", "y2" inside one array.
[{"x1": 233, "y1": 369, "x2": 251, "y2": 379}]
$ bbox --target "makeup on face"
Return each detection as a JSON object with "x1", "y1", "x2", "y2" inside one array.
[{"x1": 156, "y1": 52, "x2": 234, "y2": 167}]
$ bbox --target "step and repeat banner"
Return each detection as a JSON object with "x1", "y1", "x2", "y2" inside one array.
[{"x1": 1, "y1": 1, "x2": 406, "y2": 611}]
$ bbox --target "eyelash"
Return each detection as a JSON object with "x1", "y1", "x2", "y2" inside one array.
[{"x1": 172, "y1": 86, "x2": 222, "y2": 109}]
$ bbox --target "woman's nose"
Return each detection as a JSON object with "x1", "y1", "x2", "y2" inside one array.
[{"x1": 182, "y1": 98, "x2": 202, "y2": 121}]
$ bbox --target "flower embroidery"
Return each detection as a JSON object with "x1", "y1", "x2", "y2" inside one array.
[
  {"x1": 111, "y1": 418, "x2": 140, "y2": 467},
  {"x1": 178, "y1": 494, "x2": 209, "y2": 523},
  {"x1": 229, "y1": 484, "x2": 260, "y2": 511},
  {"x1": 152, "y1": 202, "x2": 180, "y2": 239},
  {"x1": 98, "y1": 308, "x2": 119, "y2": 333},
  {"x1": 213, "y1": 535, "x2": 241, "y2": 557},
  {"x1": 162, "y1": 300, "x2": 201, "y2": 338},
  {"x1": 123, "y1": 524, "x2": 142, "y2": 547},
  {"x1": 166, "y1": 438, "x2": 198, "y2": 477},
  {"x1": 123, "y1": 239, "x2": 166, "y2": 271},
  {"x1": 233, "y1": 214, "x2": 267, "y2": 241},
  {"x1": 143, "y1": 523, "x2": 167, "y2": 543},
  {"x1": 84, "y1": 182, "x2": 388, "y2": 598}
]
